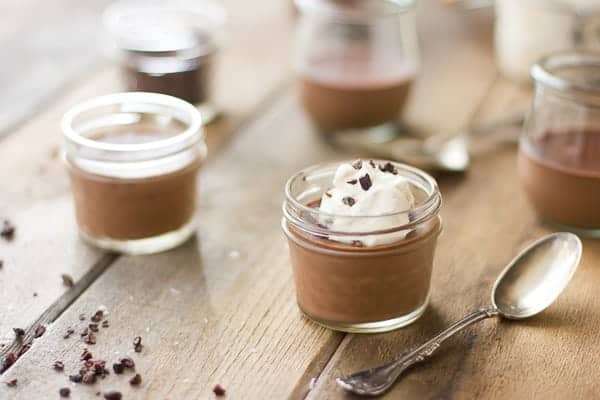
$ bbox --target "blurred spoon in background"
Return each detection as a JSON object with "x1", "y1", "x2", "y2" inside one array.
[{"x1": 328, "y1": 113, "x2": 525, "y2": 172}]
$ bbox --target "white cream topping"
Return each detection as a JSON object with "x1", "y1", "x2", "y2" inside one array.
[{"x1": 319, "y1": 160, "x2": 415, "y2": 247}]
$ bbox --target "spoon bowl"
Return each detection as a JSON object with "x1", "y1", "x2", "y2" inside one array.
[
  {"x1": 492, "y1": 233, "x2": 582, "y2": 319},
  {"x1": 337, "y1": 232, "x2": 583, "y2": 397}
]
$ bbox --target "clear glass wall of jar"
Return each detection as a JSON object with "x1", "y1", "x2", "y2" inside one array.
[
  {"x1": 103, "y1": 0, "x2": 226, "y2": 125},
  {"x1": 294, "y1": 0, "x2": 419, "y2": 141},
  {"x1": 62, "y1": 92, "x2": 206, "y2": 254},
  {"x1": 519, "y1": 52, "x2": 600, "y2": 236},
  {"x1": 282, "y1": 161, "x2": 442, "y2": 333}
]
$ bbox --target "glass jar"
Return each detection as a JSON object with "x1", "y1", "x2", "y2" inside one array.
[
  {"x1": 495, "y1": 0, "x2": 600, "y2": 82},
  {"x1": 282, "y1": 160, "x2": 442, "y2": 333},
  {"x1": 294, "y1": 0, "x2": 419, "y2": 139},
  {"x1": 519, "y1": 52, "x2": 600, "y2": 236},
  {"x1": 103, "y1": 0, "x2": 226, "y2": 125},
  {"x1": 62, "y1": 92, "x2": 206, "y2": 254}
]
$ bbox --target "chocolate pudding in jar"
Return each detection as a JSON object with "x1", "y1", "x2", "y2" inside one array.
[
  {"x1": 300, "y1": 54, "x2": 415, "y2": 131},
  {"x1": 519, "y1": 52, "x2": 600, "y2": 236},
  {"x1": 282, "y1": 160, "x2": 442, "y2": 333},
  {"x1": 62, "y1": 92, "x2": 206, "y2": 255},
  {"x1": 520, "y1": 130, "x2": 600, "y2": 229},
  {"x1": 103, "y1": 0, "x2": 226, "y2": 125},
  {"x1": 294, "y1": 0, "x2": 419, "y2": 136}
]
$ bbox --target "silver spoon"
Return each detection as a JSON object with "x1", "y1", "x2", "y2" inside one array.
[
  {"x1": 336, "y1": 232, "x2": 582, "y2": 397},
  {"x1": 329, "y1": 113, "x2": 525, "y2": 172}
]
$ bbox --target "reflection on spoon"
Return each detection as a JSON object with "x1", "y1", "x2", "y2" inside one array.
[{"x1": 337, "y1": 232, "x2": 582, "y2": 397}]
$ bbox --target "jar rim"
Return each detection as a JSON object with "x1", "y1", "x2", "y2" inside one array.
[
  {"x1": 62, "y1": 92, "x2": 204, "y2": 156},
  {"x1": 531, "y1": 51, "x2": 600, "y2": 97},
  {"x1": 283, "y1": 160, "x2": 442, "y2": 237},
  {"x1": 294, "y1": 0, "x2": 415, "y2": 20}
]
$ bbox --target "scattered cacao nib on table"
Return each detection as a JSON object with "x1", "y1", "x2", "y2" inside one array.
[
  {"x1": 61, "y1": 274, "x2": 75, "y2": 287},
  {"x1": 120, "y1": 357, "x2": 135, "y2": 369},
  {"x1": 129, "y1": 373, "x2": 142, "y2": 386},
  {"x1": 213, "y1": 384, "x2": 226, "y2": 396},
  {"x1": 0, "y1": 259, "x2": 3, "y2": 269},
  {"x1": 91, "y1": 310, "x2": 104, "y2": 323},
  {"x1": 101, "y1": 320, "x2": 109, "y2": 328},
  {"x1": 63, "y1": 327, "x2": 75, "y2": 339},
  {"x1": 83, "y1": 331, "x2": 97, "y2": 345},
  {"x1": 103, "y1": 390, "x2": 122, "y2": 400},
  {"x1": 5, "y1": 379, "x2": 17, "y2": 387},
  {"x1": 112, "y1": 363, "x2": 124, "y2": 374},
  {"x1": 81, "y1": 349, "x2": 93, "y2": 361},
  {"x1": 133, "y1": 336, "x2": 143, "y2": 352},
  {"x1": 33, "y1": 324, "x2": 46, "y2": 338},
  {"x1": 13, "y1": 328, "x2": 25, "y2": 338},
  {"x1": 59, "y1": 387, "x2": 71, "y2": 397},
  {"x1": 53, "y1": 360, "x2": 65, "y2": 371},
  {"x1": 1, "y1": 220, "x2": 15, "y2": 241}
]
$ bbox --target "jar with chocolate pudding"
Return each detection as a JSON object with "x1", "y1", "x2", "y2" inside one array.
[
  {"x1": 519, "y1": 52, "x2": 600, "y2": 236},
  {"x1": 282, "y1": 160, "x2": 442, "y2": 333},
  {"x1": 62, "y1": 92, "x2": 206, "y2": 254},
  {"x1": 103, "y1": 0, "x2": 226, "y2": 125},
  {"x1": 294, "y1": 0, "x2": 419, "y2": 140}
]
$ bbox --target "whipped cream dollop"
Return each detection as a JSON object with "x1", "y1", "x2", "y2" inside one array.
[{"x1": 319, "y1": 160, "x2": 415, "y2": 247}]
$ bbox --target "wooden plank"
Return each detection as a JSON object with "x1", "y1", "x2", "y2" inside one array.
[
  {"x1": 0, "y1": 69, "x2": 120, "y2": 352},
  {"x1": 0, "y1": 2, "x2": 501, "y2": 398},
  {"x1": 0, "y1": 0, "x2": 113, "y2": 136},
  {"x1": 0, "y1": 0, "x2": 292, "y2": 363}
]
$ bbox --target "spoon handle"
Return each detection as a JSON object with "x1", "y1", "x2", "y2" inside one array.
[{"x1": 337, "y1": 307, "x2": 499, "y2": 396}]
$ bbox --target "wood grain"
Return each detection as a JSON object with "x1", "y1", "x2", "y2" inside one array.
[
  {"x1": 0, "y1": 0, "x2": 113, "y2": 136},
  {"x1": 0, "y1": 0, "x2": 293, "y2": 362},
  {"x1": 0, "y1": 92, "x2": 344, "y2": 399},
  {"x1": 0, "y1": 2, "x2": 505, "y2": 398},
  {"x1": 305, "y1": 57, "x2": 599, "y2": 400}
]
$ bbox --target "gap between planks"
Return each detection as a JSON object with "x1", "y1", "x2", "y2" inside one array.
[{"x1": 0, "y1": 253, "x2": 119, "y2": 372}]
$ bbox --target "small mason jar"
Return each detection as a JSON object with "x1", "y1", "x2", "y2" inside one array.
[
  {"x1": 282, "y1": 161, "x2": 442, "y2": 333},
  {"x1": 103, "y1": 0, "x2": 226, "y2": 125},
  {"x1": 519, "y1": 52, "x2": 600, "y2": 236},
  {"x1": 62, "y1": 92, "x2": 206, "y2": 254},
  {"x1": 294, "y1": 0, "x2": 419, "y2": 139}
]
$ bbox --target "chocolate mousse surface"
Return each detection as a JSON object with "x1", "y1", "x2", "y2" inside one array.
[
  {"x1": 519, "y1": 130, "x2": 600, "y2": 228},
  {"x1": 68, "y1": 127, "x2": 200, "y2": 240},
  {"x1": 299, "y1": 54, "x2": 414, "y2": 131}
]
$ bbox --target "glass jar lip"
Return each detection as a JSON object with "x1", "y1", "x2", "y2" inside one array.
[
  {"x1": 103, "y1": 0, "x2": 227, "y2": 53},
  {"x1": 294, "y1": 0, "x2": 415, "y2": 20},
  {"x1": 531, "y1": 51, "x2": 600, "y2": 96},
  {"x1": 61, "y1": 92, "x2": 204, "y2": 155},
  {"x1": 284, "y1": 160, "x2": 441, "y2": 219}
]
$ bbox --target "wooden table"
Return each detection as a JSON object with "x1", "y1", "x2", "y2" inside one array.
[{"x1": 2, "y1": 1, "x2": 599, "y2": 399}]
